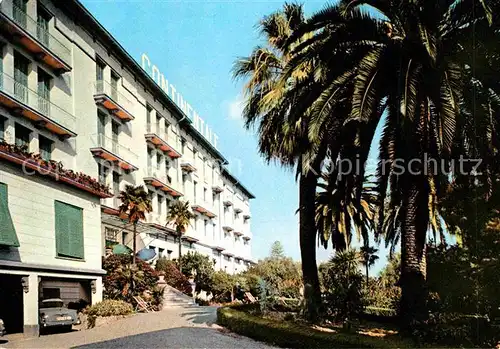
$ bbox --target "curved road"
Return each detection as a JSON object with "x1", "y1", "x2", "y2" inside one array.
[{"x1": 1, "y1": 306, "x2": 275, "y2": 349}]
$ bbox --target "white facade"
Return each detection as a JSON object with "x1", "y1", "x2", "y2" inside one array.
[{"x1": 0, "y1": 0, "x2": 254, "y2": 336}]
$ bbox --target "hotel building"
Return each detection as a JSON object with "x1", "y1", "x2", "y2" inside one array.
[{"x1": 0, "y1": 0, "x2": 254, "y2": 336}]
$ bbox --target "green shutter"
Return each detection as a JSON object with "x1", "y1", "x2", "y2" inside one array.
[
  {"x1": 0, "y1": 183, "x2": 19, "y2": 247},
  {"x1": 55, "y1": 201, "x2": 84, "y2": 259}
]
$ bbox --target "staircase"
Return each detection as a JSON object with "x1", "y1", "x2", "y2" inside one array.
[{"x1": 160, "y1": 283, "x2": 197, "y2": 309}]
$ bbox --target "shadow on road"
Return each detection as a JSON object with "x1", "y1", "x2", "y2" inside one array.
[
  {"x1": 71, "y1": 326, "x2": 267, "y2": 349},
  {"x1": 180, "y1": 306, "x2": 219, "y2": 326}
]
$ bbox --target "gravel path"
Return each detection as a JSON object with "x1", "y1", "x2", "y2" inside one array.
[{"x1": 1, "y1": 306, "x2": 276, "y2": 349}]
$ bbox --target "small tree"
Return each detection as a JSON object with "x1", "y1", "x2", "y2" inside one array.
[
  {"x1": 118, "y1": 185, "x2": 152, "y2": 266},
  {"x1": 179, "y1": 251, "x2": 215, "y2": 293},
  {"x1": 360, "y1": 245, "x2": 379, "y2": 285},
  {"x1": 166, "y1": 200, "x2": 195, "y2": 271},
  {"x1": 270, "y1": 241, "x2": 285, "y2": 259}
]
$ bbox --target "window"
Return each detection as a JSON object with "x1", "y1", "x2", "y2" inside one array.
[
  {"x1": 37, "y1": 5, "x2": 51, "y2": 46},
  {"x1": 14, "y1": 52, "x2": 29, "y2": 102},
  {"x1": 181, "y1": 138, "x2": 186, "y2": 154},
  {"x1": 202, "y1": 157, "x2": 206, "y2": 179},
  {"x1": 112, "y1": 172, "x2": 121, "y2": 196},
  {"x1": 156, "y1": 114, "x2": 161, "y2": 134},
  {"x1": 110, "y1": 71, "x2": 119, "y2": 101},
  {"x1": 157, "y1": 195, "x2": 163, "y2": 216},
  {"x1": 182, "y1": 174, "x2": 186, "y2": 193},
  {"x1": 166, "y1": 199, "x2": 171, "y2": 216},
  {"x1": 13, "y1": 0, "x2": 27, "y2": 27},
  {"x1": 149, "y1": 245, "x2": 156, "y2": 251},
  {"x1": 97, "y1": 110, "x2": 107, "y2": 141},
  {"x1": 111, "y1": 120, "x2": 119, "y2": 153},
  {"x1": 98, "y1": 164, "x2": 108, "y2": 185},
  {"x1": 193, "y1": 148, "x2": 197, "y2": 164},
  {"x1": 147, "y1": 147, "x2": 153, "y2": 170},
  {"x1": 194, "y1": 217, "x2": 198, "y2": 233},
  {"x1": 159, "y1": 248, "x2": 164, "y2": 258},
  {"x1": 193, "y1": 181, "x2": 197, "y2": 204},
  {"x1": 204, "y1": 220, "x2": 208, "y2": 236},
  {"x1": 0, "y1": 183, "x2": 20, "y2": 247},
  {"x1": 156, "y1": 153, "x2": 162, "y2": 170},
  {"x1": 37, "y1": 69, "x2": 51, "y2": 115},
  {"x1": 0, "y1": 117, "x2": 5, "y2": 141},
  {"x1": 164, "y1": 119, "x2": 170, "y2": 140},
  {"x1": 146, "y1": 105, "x2": 153, "y2": 131},
  {"x1": 122, "y1": 231, "x2": 128, "y2": 245},
  {"x1": 244, "y1": 239, "x2": 249, "y2": 246},
  {"x1": 55, "y1": 201, "x2": 84, "y2": 259},
  {"x1": 39, "y1": 135, "x2": 52, "y2": 161},
  {"x1": 96, "y1": 58, "x2": 105, "y2": 82},
  {"x1": 213, "y1": 223, "x2": 216, "y2": 240},
  {"x1": 165, "y1": 159, "x2": 171, "y2": 182},
  {"x1": 203, "y1": 187, "x2": 207, "y2": 202},
  {"x1": 15, "y1": 123, "x2": 30, "y2": 148}
]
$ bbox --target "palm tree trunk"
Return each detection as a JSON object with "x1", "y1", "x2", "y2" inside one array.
[
  {"x1": 400, "y1": 179, "x2": 428, "y2": 329},
  {"x1": 178, "y1": 230, "x2": 182, "y2": 272},
  {"x1": 299, "y1": 168, "x2": 321, "y2": 322},
  {"x1": 132, "y1": 222, "x2": 137, "y2": 266},
  {"x1": 365, "y1": 264, "x2": 369, "y2": 286}
]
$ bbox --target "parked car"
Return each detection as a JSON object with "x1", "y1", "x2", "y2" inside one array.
[
  {"x1": 0, "y1": 318, "x2": 5, "y2": 336},
  {"x1": 39, "y1": 298, "x2": 79, "y2": 332}
]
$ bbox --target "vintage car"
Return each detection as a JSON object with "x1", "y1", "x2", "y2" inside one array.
[
  {"x1": 39, "y1": 298, "x2": 79, "y2": 331},
  {"x1": 0, "y1": 318, "x2": 5, "y2": 336}
]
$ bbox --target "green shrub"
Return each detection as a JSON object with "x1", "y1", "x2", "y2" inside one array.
[
  {"x1": 179, "y1": 252, "x2": 215, "y2": 292},
  {"x1": 209, "y1": 270, "x2": 234, "y2": 303},
  {"x1": 412, "y1": 312, "x2": 498, "y2": 347},
  {"x1": 102, "y1": 255, "x2": 158, "y2": 303},
  {"x1": 155, "y1": 258, "x2": 192, "y2": 296},
  {"x1": 86, "y1": 300, "x2": 133, "y2": 328},
  {"x1": 217, "y1": 306, "x2": 412, "y2": 348},
  {"x1": 86, "y1": 299, "x2": 134, "y2": 317}
]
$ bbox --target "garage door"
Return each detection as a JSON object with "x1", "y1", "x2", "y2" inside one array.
[
  {"x1": 39, "y1": 279, "x2": 90, "y2": 306},
  {"x1": 0, "y1": 274, "x2": 23, "y2": 334}
]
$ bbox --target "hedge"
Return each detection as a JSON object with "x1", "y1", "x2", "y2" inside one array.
[{"x1": 217, "y1": 306, "x2": 415, "y2": 348}]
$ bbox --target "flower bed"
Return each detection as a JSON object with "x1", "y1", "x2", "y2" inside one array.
[{"x1": 0, "y1": 141, "x2": 112, "y2": 197}]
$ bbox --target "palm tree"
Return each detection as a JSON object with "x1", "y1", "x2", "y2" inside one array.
[
  {"x1": 166, "y1": 200, "x2": 195, "y2": 271},
  {"x1": 316, "y1": 172, "x2": 378, "y2": 251},
  {"x1": 360, "y1": 245, "x2": 379, "y2": 285},
  {"x1": 118, "y1": 185, "x2": 152, "y2": 266},
  {"x1": 277, "y1": 0, "x2": 499, "y2": 327},
  {"x1": 233, "y1": 3, "x2": 328, "y2": 321}
]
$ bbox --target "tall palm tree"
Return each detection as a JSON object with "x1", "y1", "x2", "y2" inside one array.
[
  {"x1": 278, "y1": 0, "x2": 499, "y2": 327},
  {"x1": 233, "y1": 3, "x2": 328, "y2": 321},
  {"x1": 166, "y1": 200, "x2": 195, "y2": 271},
  {"x1": 118, "y1": 185, "x2": 152, "y2": 266},
  {"x1": 360, "y1": 245, "x2": 379, "y2": 285}
]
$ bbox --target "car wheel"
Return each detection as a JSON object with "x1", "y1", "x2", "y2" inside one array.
[{"x1": 62, "y1": 325, "x2": 72, "y2": 332}]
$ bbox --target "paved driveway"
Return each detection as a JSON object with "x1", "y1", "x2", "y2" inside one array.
[{"x1": 0, "y1": 306, "x2": 275, "y2": 349}]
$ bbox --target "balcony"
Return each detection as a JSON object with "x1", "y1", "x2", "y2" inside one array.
[
  {"x1": 212, "y1": 246, "x2": 225, "y2": 252},
  {"x1": 223, "y1": 196, "x2": 233, "y2": 207},
  {"x1": 145, "y1": 125, "x2": 181, "y2": 159},
  {"x1": 234, "y1": 207, "x2": 243, "y2": 214},
  {"x1": 243, "y1": 214, "x2": 251, "y2": 220},
  {"x1": 180, "y1": 161, "x2": 196, "y2": 173},
  {"x1": 243, "y1": 235, "x2": 251, "y2": 241},
  {"x1": 94, "y1": 80, "x2": 134, "y2": 121},
  {"x1": 212, "y1": 185, "x2": 223, "y2": 194},
  {"x1": 0, "y1": 72, "x2": 76, "y2": 138},
  {"x1": 90, "y1": 134, "x2": 138, "y2": 172},
  {"x1": 222, "y1": 225, "x2": 233, "y2": 232},
  {"x1": 143, "y1": 168, "x2": 183, "y2": 197},
  {"x1": 0, "y1": 0, "x2": 71, "y2": 72},
  {"x1": 191, "y1": 200, "x2": 216, "y2": 218}
]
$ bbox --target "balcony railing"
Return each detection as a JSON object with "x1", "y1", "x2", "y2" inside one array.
[
  {"x1": 0, "y1": 71, "x2": 76, "y2": 136},
  {"x1": 94, "y1": 80, "x2": 134, "y2": 121},
  {"x1": 90, "y1": 134, "x2": 138, "y2": 171},
  {"x1": 144, "y1": 167, "x2": 182, "y2": 197},
  {"x1": 145, "y1": 124, "x2": 181, "y2": 159},
  {"x1": 0, "y1": 0, "x2": 71, "y2": 69}
]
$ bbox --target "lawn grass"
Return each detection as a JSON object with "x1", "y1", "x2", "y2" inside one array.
[{"x1": 217, "y1": 306, "x2": 418, "y2": 348}]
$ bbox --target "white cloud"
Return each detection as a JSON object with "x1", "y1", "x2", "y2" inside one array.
[{"x1": 227, "y1": 95, "x2": 245, "y2": 121}]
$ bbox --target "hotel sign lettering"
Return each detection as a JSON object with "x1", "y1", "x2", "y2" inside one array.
[{"x1": 141, "y1": 53, "x2": 219, "y2": 149}]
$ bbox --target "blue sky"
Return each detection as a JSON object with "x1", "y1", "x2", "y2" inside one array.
[{"x1": 81, "y1": 0, "x2": 389, "y2": 274}]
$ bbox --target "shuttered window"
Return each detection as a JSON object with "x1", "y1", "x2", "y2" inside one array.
[
  {"x1": 55, "y1": 201, "x2": 84, "y2": 259},
  {"x1": 0, "y1": 183, "x2": 19, "y2": 247}
]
